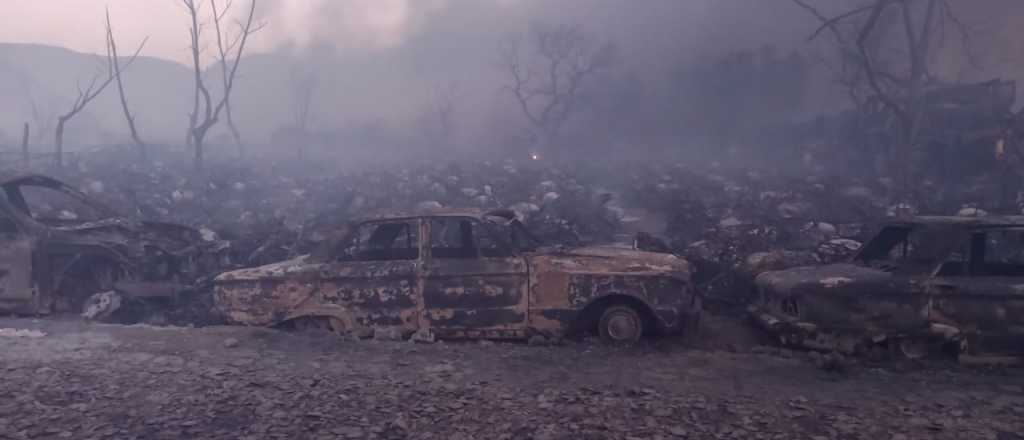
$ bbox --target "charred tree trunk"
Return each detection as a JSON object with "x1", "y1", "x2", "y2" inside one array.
[
  {"x1": 21, "y1": 123, "x2": 29, "y2": 168},
  {"x1": 52, "y1": 14, "x2": 145, "y2": 173},
  {"x1": 182, "y1": 0, "x2": 263, "y2": 171},
  {"x1": 186, "y1": 112, "x2": 197, "y2": 149},
  {"x1": 106, "y1": 8, "x2": 147, "y2": 162},
  {"x1": 225, "y1": 101, "x2": 244, "y2": 158},
  {"x1": 54, "y1": 116, "x2": 67, "y2": 171},
  {"x1": 193, "y1": 124, "x2": 210, "y2": 171}
]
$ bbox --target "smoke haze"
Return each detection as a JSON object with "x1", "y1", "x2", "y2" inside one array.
[{"x1": 0, "y1": 0, "x2": 1021, "y2": 160}]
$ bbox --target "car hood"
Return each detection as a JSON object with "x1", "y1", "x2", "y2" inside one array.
[
  {"x1": 755, "y1": 263, "x2": 896, "y2": 298},
  {"x1": 528, "y1": 245, "x2": 691, "y2": 280},
  {"x1": 48, "y1": 217, "x2": 216, "y2": 256},
  {"x1": 215, "y1": 255, "x2": 315, "y2": 282},
  {"x1": 216, "y1": 246, "x2": 693, "y2": 283}
]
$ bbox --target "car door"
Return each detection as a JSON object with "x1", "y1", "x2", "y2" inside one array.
[
  {"x1": 422, "y1": 216, "x2": 529, "y2": 338},
  {"x1": 928, "y1": 228, "x2": 1024, "y2": 355},
  {"x1": 0, "y1": 210, "x2": 34, "y2": 314},
  {"x1": 316, "y1": 219, "x2": 423, "y2": 334}
]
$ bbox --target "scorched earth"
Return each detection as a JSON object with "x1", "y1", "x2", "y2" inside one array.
[{"x1": 0, "y1": 317, "x2": 1021, "y2": 440}]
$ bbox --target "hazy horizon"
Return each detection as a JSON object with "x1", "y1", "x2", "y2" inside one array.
[{"x1": 2, "y1": 0, "x2": 1022, "y2": 158}]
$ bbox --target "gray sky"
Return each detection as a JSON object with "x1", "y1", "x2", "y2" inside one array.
[
  {"x1": 0, "y1": 0, "x2": 815, "y2": 65},
  {"x1": 3, "y1": 0, "x2": 1020, "y2": 151}
]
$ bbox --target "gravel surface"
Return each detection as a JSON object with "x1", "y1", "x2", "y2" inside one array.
[{"x1": 0, "y1": 317, "x2": 1022, "y2": 440}]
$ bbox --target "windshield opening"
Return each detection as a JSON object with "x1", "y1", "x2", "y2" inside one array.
[
  {"x1": 855, "y1": 225, "x2": 959, "y2": 273},
  {"x1": 481, "y1": 215, "x2": 542, "y2": 252},
  {"x1": 5, "y1": 183, "x2": 114, "y2": 225}
]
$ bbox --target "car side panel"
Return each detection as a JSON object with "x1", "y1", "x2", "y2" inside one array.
[
  {"x1": 0, "y1": 236, "x2": 36, "y2": 314},
  {"x1": 214, "y1": 260, "x2": 419, "y2": 334},
  {"x1": 927, "y1": 278, "x2": 1024, "y2": 355},
  {"x1": 318, "y1": 260, "x2": 420, "y2": 332},
  {"x1": 799, "y1": 286, "x2": 931, "y2": 335},
  {"x1": 422, "y1": 257, "x2": 529, "y2": 337},
  {"x1": 527, "y1": 254, "x2": 693, "y2": 334}
]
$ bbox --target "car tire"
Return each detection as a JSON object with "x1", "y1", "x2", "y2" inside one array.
[
  {"x1": 292, "y1": 316, "x2": 348, "y2": 335},
  {"x1": 598, "y1": 305, "x2": 644, "y2": 345}
]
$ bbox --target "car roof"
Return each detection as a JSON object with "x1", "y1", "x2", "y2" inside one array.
[
  {"x1": 887, "y1": 215, "x2": 1024, "y2": 229},
  {"x1": 357, "y1": 208, "x2": 517, "y2": 223},
  {"x1": 0, "y1": 173, "x2": 69, "y2": 189}
]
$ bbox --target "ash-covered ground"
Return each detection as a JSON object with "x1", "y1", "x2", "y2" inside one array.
[{"x1": 0, "y1": 317, "x2": 1022, "y2": 440}]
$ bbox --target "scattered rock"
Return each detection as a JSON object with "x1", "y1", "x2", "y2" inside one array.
[
  {"x1": 528, "y1": 335, "x2": 550, "y2": 347},
  {"x1": 0, "y1": 328, "x2": 46, "y2": 338},
  {"x1": 719, "y1": 217, "x2": 744, "y2": 228},
  {"x1": 410, "y1": 329, "x2": 435, "y2": 344},
  {"x1": 223, "y1": 338, "x2": 240, "y2": 348},
  {"x1": 416, "y1": 201, "x2": 444, "y2": 210},
  {"x1": 424, "y1": 363, "x2": 456, "y2": 375},
  {"x1": 817, "y1": 239, "x2": 862, "y2": 263},
  {"x1": 957, "y1": 207, "x2": 988, "y2": 217},
  {"x1": 81, "y1": 291, "x2": 123, "y2": 322},
  {"x1": 741, "y1": 250, "x2": 819, "y2": 276},
  {"x1": 372, "y1": 327, "x2": 404, "y2": 342}
]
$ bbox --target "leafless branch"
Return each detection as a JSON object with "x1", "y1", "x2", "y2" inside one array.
[
  {"x1": 792, "y1": 0, "x2": 849, "y2": 45},
  {"x1": 106, "y1": 6, "x2": 148, "y2": 156},
  {"x1": 53, "y1": 14, "x2": 146, "y2": 170},
  {"x1": 184, "y1": 0, "x2": 262, "y2": 169},
  {"x1": 498, "y1": 24, "x2": 614, "y2": 152},
  {"x1": 939, "y1": 0, "x2": 981, "y2": 69},
  {"x1": 807, "y1": 3, "x2": 877, "y2": 41},
  {"x1": 856, "y1": 0, "x2": 907, "y2": 125}
]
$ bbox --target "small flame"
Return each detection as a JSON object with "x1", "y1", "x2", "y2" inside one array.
[{"x1": 530, "y1": 154, "x2": 539, "y2": 160}]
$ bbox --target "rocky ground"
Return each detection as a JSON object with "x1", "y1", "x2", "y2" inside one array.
[{"x1": 1, "y1": 317, "x2": 1022, "y2": 440}]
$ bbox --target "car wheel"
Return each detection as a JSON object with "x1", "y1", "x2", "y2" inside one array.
[
  {"x1": 292, "y1": 316, "x2": 348, "y2": 335},
  {"x1": 598, "y1": 305, "x2": 644, "y2": 345},
  {"x1": 897, "y1": 337, "x2": 929, "y2": 360}
]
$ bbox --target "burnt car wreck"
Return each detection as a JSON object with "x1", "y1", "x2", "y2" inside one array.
[
  {"x1": 0, "y1": 174, "x2": 226, "y2": 321},
  {"x1": 750, "y1": 216, "x2": 1024, "y2": 361},
  {"x1": 214, "y1": 208, "x2": 701, "y2": 343}
]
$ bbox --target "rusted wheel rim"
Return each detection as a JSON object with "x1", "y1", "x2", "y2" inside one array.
[
  {"x1": 605, "y1": 311, "x2": 641, "y2": 342},
  {"x1": 899, "y1": 338, "x2": 928, "y2": 359},
  {"x1": 294, "y1": 316, "x2": 347, "y2": 334},
  {"x1": 780, "y1": 298, "x2": 800, "y2": 317}
]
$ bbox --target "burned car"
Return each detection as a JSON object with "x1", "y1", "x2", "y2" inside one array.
[
  {"x1": 0, "y1": 174, "x2": 226, "y2": 318},
  {"x1": 750, "y1": 216, "x2": 1024, "y2": 360},
  {"x1": 214, "y1": 208, "x2": 700, "y2": 343}
]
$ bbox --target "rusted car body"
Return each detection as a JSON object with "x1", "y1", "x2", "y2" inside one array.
[
  {"x1": 750, "y1": 216, "x2": 1024, "y2": 360},
  {"x1": 214, "y1": 209, "x2": 700, "y2": 343},
  {"x1": 0, "y1": 174, "x2": 225, "y2": 316}
]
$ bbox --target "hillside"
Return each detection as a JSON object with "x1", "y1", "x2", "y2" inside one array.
[
  {"x1": 0, "y1": 42, "x2": 453, "y2": 154},
  {"x1": 0, "y1": 43, "x2": 195, "y2": 148}
]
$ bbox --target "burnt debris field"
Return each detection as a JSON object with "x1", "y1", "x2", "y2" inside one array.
[
  {"x1": 0, "y1": 147, "x2": 1023, "y2": 439},
  {"x1": 5, "y1": 0, "x2": 1024, "y2": 438}
]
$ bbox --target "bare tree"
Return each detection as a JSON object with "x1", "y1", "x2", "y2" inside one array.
[
  {"x1": 498, "y1": 24, "x2": 615, "y2": 155},
  {"x1": 106, "y1": 7, "x2": 148, "y2": 160},
  {"x1": 28, "y1": 95, "x2": 54, "y2": 146},
  {"x1": 213, "y1": 0, "x2": 251, "y2": 157},
  {"x1": 288, "y1": 67, "x2": 318, "y2": 160},
  {"x1": 793, "y1": 0, "x2": 881, "y2": 109},
  {"x1": 182, "y1": 0, "x2": 264, "y2": 171},
  {"x1": 53, "y1": 25, "x2": 145, "y2": 171},
  {"x1": 794, "y1": 0, "x2": 971, "y2": 191},
  {"x1": 21, "y1": 123, "x2": 29, "y2": 168},
  {"x1": 418, "y1": 81, "x2": 459, "y2": 150}
]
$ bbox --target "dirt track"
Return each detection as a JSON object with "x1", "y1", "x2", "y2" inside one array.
[{"x1": 0, "y1": 317, "x2": 1022, "y2": 440}]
